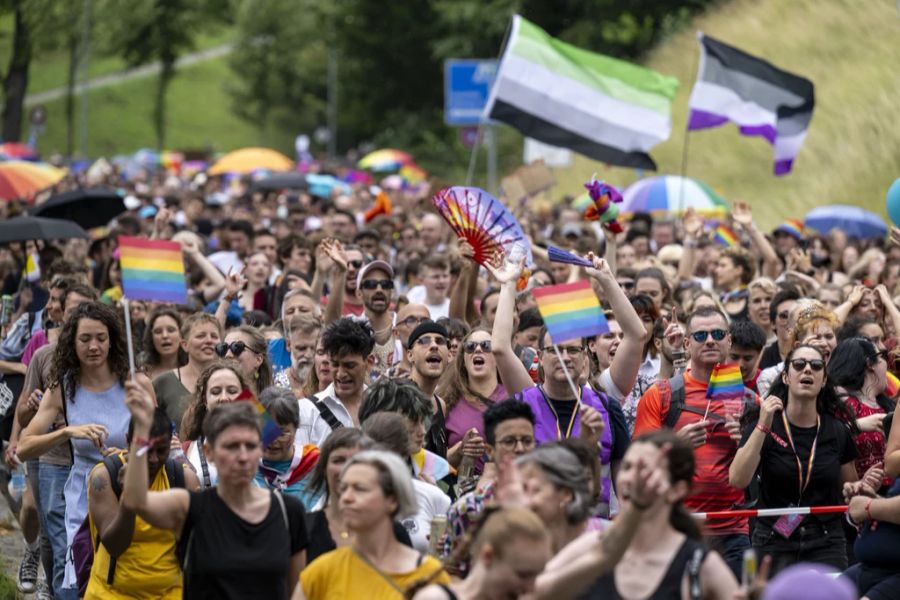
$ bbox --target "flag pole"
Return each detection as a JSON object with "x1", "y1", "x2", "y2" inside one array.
[
  {"x1": 678, "y1": 32, "x2": 703, "y2": 214},
  {"x1": 552, "y1": 344, "x2": 583, "y2": 406},
  {"x1": 121, "y1": 297, "x2": 136, "y2": 379},
  {"x1": 466, "y1": 16, "x2": 515, "y2": 187}
]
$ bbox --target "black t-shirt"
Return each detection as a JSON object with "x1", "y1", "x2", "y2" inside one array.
[
  {"x1": 739, "y1": 413, "x2": 857, "y2": 528},
  {"x1": 548, "y1": 396, "x2": 578, "y2": 436},
  {"x1": 607, "y1": 396, "x2": 629, "y2": 461},
  {"x1": 182, "y1": 489, "x2": 308, "y2": 600},
  {"x1": 758, "y1": 341, "x2": 782, "y2": 370},
  {"x1": 303, "y1": 510, "x2": 413, "y2": 564}
]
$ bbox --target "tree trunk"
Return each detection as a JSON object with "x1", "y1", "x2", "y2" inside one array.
[
  {"x1": 1, "y1": 4, "x2": 32, "y2": 142},
  {"x1": 65, "y1": 34, "x2": 78, "y2": 158}
]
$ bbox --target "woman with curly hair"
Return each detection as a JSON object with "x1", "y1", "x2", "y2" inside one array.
[
  {"x1": 141, "y1": 306, "x2": 186, "y2": 380},
  {"x1": 439, "y1": 327, "x2": 506, "y2": 474},
  {"x1": 180, "y1": 361, "x2": 250, "y2": 488},
  {"x1": 18, "y1": 301, "x2": 154, "y2": 597}
]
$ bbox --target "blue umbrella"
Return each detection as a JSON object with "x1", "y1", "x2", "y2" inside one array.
[{"x1": 804, "y1": 205, "x2": 887, "y2": 239}]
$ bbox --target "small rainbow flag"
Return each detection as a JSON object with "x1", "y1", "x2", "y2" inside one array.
[
  {"x1": 532, "y1": 280, "x2": 609, "y2": 344},
  {"x1": 118, "y1": 236, "x2": 187, "y2": 304},
  {"x1": 775, "y1": 219, "x2": 804, "y2": 239},
  {"x1": 714, "y1": 224, "x2": 738, "y2": 247},
  {"x1": 706, "y1": 362, "x2": 744, "y2": 415},
  {"x1": 236, "y1": 388, "x2": 283, "y2": 448}
]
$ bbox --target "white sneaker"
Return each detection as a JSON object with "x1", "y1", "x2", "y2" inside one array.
[{"x1": 16, "y1": 544, "x2": 39, "y2": 593}]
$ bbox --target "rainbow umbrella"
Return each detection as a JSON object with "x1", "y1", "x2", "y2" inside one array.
[
  {"x1": 0, "y1": 142, "x2": 38, "y2": 161},
  {"x1": 208, "y1": 147, "x2": 294, "y2": 175},
  {"x1": 399, "y1": 163, "x2": 428, "y2": 185},
  {"x1": 358, "y1": 148, "x2": 414, "y2": 172},
  {"x1": 622, "y1": 175, "x2": 728, "y2": 216},
  {"x1": 0, "y1": 161, "x2": 66, "y2": 201}
]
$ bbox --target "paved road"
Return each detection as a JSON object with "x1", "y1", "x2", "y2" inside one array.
[{"x1": 24, "y1": 43, "x2": 235, "y2": 107}]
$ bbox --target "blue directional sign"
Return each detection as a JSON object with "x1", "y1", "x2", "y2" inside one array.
[{"x1": 444, "y1": 60, "x2": 497, "y2": 126}]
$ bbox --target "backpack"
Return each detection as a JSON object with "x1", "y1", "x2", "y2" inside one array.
[
  {"x1": 73, "y1": 454, "x2": 186, "y2": 596},
  {"x1": 658, "y1": 373, "x2": 755, "y2": 429}
]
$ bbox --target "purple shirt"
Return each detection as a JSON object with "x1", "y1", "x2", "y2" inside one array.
[
  {"x1": 445, "y1": 384, "x2": 507, "y2": 474},
  {"x1": 21, "y1": 329, "x2": 48, "y2": 366}
]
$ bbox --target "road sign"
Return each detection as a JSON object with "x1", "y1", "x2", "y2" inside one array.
[{"x1": 444, "y1": 60, "x2": 497, "y2": 126}]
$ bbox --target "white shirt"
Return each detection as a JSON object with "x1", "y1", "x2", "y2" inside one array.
[
  {"x1": 296, "y1": 383, "x2": 361, "y2": 447},
  {"x1": 207, "y1": 250, "x2": 243, "y2": 275},
  {"x1": 756, "y1": 362, "x2": 783, "y2": 397},
  {"x1": 401, "y1": 479, "x2": 451, "y2": 553}
]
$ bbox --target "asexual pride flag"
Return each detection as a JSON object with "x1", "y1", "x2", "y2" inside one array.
[{"x1": 687, "y1": 33, "x2": 814, "y2": 175}]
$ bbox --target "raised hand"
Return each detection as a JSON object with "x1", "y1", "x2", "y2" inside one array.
[
  {"x1": 495, "y1": 454, "x2": 527, "y2": 508},
  {"x1": 758, "y1": 395, "x2": 784, "y2": 428},
  {"x1": 786, "y1": 248, "x2": 811, "y2": 273},
  {"x1": 178, "y1": 234, "x2": 201, "y2": 256},
  {"x1": 578, "y1": 404, "x2": 606, "y2": 447},
  {"x1": 153, "y1": 206, "x2": 172, "y2": 238},
  {"x1": 891, "y1": 226, "x2": 900, "y2": 247},
  {"x1": 682, "y1": 207, "x2": 704, "y2": 239},
  {"x1": 124, "y1": 380, "x2": 155, "y2": 430},
  {"x1": 455, "y1": 238, "x2": 476, "y2": 261},
  {"x1": 323, "y1": 239, "x2": 349, "y2": 273},
  {"x1": 223, "y1": 268, "x2": 246, "y2": 301},
  {"x1": 484, "y1": 250, "x2": 523, "y2": 285},
  {"x1": 629, "y1": 442, "x2": 672, "y2": 508},
  {"x1": 875, "y1": 284, "x2": 893, "y2": 306},
  {"x1": 846, "y1": 284, "x2": 866, "y2": 307},
  {"x1": 732, "y1": 201, "x2": 754, "y2": 228},
  {"x1": 585, "y1": 252, "x2": 614, "y2": 282},
  {"x1": 663, "y1": 307, "x2": 685, "y2": 351}
]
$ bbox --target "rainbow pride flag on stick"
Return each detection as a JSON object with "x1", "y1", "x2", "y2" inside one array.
[
  {"x1": 532, "y1": 280, "x2": 609, "y2": 345},
  {"x1": 706, "y1": 362, "x2": 745, "y2": 415},
  {"x1": 118, "y1": 236, "x2": 188, "y2": 304},
  {"x1": 714, "y1": 224, "x2": 739, "y2": 247}
]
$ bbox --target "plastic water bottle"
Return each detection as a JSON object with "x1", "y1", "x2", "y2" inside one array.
[{"x1": 8, "y1": 465, "x2": 25, "y2": 504}]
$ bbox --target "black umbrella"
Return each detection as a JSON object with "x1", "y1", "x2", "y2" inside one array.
[
  {"x1": 31, "y1": 187, "x2": 126, "y2": 230},
  {"x1": 249, "y1": 172, "x2": 309, "y2": 192},
  {"x1": 0, "y1": 216, "x2": 88, "y2": 244}
]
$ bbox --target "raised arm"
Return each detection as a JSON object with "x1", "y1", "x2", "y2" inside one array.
[
  {"x1": 729, "y1": 396, "x2": 782, "y2": 489},
  {"x1": 181, "y1": 237, "x2": 226, "y2": 303},
  {"x1": 586, "y1": 253, "x2": 648, "y2": 396},
  {"x1": 120, "y1": 380, "x2": 190, "y2": 534},
  {"x1": 834, "y1": 285, "x2": 865, "y2": 324},
  {"x1": 448, "y1": 240, "x2": 479, "y2": 325},
  {"x1": 216, "y1": 270, "x2": 246, "y2": 330},
  {"x1": 732, "y1": 202, "x2": 781, "y2": 279},
  {"x1": 488, "y1": 254, "x2": 534, "y2": 394},
  {"x1": 319, "y1": 239, "x2": 347, "y2": 325},
  {"x1": 677, "y1": 208, "x2": 703, "y2": 284},
  {"x1": 875, "y1": 284, "x2": 900, "y2": 340}
]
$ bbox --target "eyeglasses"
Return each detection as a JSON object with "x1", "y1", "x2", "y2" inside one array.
[
  {"x1": 690, "y1": 329, "x2": 728, "y2": 343},
  {"x1": 541, "y1": 345, "x2": 585, "y2": 356},
  {"x1": 415, "y1": 335, "x2": 448, "y2": 347},
  {"x1": 463, "y1": 340, "x2": 492, "y2": 354},
  {"x1": 215, "y1": 341, "x2": 259, "y2": 358},
  {"x1": 360, "y1": 279, "x2": 394, "y2": 291},
  {"x1": 400, "y1": 316, "x2": 431, "y2": 328},
  {"x1": 496, "y1": 435, "x2": 535, "y2": 450},
  {"x1": 348, "y1": 260, "x2": 363, "y2": 269},
  {"x1": 789, "y1": 358, "x2": 825, "y2": 372}
]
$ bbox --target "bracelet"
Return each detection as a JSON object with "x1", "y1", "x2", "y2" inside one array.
[
  {"x1": 755, "y1": 424, "x2": 770, "y2": 435},
  {"x1": 865, "y1": 499, "x2": 878, "y2": 530},
  {"x1": 133, "y1": 437, "x2": 151, "y2": 457}
]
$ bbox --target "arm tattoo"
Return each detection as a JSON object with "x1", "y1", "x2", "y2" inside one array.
[{"x1": 91, "y1": 472, "x2": 109, "y2": 494}]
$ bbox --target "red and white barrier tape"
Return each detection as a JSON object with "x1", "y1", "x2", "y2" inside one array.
[{"x1": 693, "y1": 505, "x2": 848, "y2": 520}]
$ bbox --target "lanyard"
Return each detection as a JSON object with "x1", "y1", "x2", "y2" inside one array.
[
  {"x1": 538, "y1": 385, "x2": 580, "y2": 439},
  {"x1": 780, "y1": 411, "x2": 819, "y2": 500}
]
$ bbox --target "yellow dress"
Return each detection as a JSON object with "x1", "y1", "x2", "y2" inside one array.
[
  {"x1": 84, "y1": 463, "x2": 182, "y2": 599},
  {"x1": 301, "y1": 546, "x2": 449, "y2": 599}
]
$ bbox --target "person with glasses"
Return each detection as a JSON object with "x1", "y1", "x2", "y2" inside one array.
[
  {"x1": 828, "y1": 337, "x2": 894, "y2": 490},
  {"x1": 490, "y1": 253, "x2": 623, "y2": 518},
  {"x1": 355, "y1": 260, "x2": 397, "y2": 378},
  {"x1": 635, "y1": 305, "x2": 757, "y2": 578},
  {"x1": 180, "y1": 361, "x2": 250, "y2": 488},
  {"x1": 731, "y1": 344, "x2": 860, "y2": 574},
  {"x1": 391, "y1": 303, "x2": 432, "y2": 378},
  {"x1": 152, "y1": 313, "x2": 222, "y2": 433},
  {"x1": 440, "y1": 328, "x2": 506, "y2": 475},
  {"x1": 254, "y1": 387, "x2": 322, "y2": 510},
  {"x1": 441, "y1": 399, "x2": 536, "y2": 576},
  {"x1": 297, "y1": 318, "x2": 374, "y2": 446},
  {"x1": 406, "y1": 322, "x2": 451, "y2": 457},
  {"x1": 217, "y1": 325, "x2": 274, "y2": 394}
]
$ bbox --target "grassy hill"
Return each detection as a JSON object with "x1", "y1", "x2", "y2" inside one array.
[{"x1": 551, "y1": 0, "x2": 900, "y2": 229}]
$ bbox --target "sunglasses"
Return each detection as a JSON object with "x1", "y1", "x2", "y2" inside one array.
[
  {"x1": 869, "y1": 350, "x2": 888, "y2": 363},
  {"x1": 360, "y1": 279, "x2": 394, "y2": 291},
  {"x1": 215, "y1": 341, "x2": 258, "y2": 358},
  {"x1": 415, "y1": 335, "x2": 448, "y2": 347},
  {"x1": 463, "y1": 340, "x2": 492, "y2": 354},
  {"x1": 618, "y1": 280, "x2": 635, "y2": 290},
  {"x1": 789, "y1": 358, "x2": 825, "y2": 372},
  {"x1": 777, "y1": 311, "x2": 790, "y2": 321},
  {"x1": 348, "y1": 260, "x2": 364, "y2": 269},
  {"x1": 690, "y1": 329, "x2": 728, "y2": 342},
  {"x1": 400, "y1": 316, "x2": 431, "y2": 328}
]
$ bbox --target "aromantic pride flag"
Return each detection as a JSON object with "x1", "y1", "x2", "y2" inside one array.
[
  {"x1": 687, "y1": 33, "x2": 815, "y2": 175},
  {"x1": 532, "y1": 280, "x2": 609, "y2": 345},
  {"x1": 118, "y1": 236, "x2": 188, "y2": 304},
  {"x1": 484, "y1": 15, "x2": 679, "y2": 170}
]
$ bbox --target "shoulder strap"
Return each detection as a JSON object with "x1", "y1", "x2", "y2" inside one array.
[
  {"x1": 273, "y1": 490, "x2": 289, "y2": 530},
  {"x1": 686, "y1": 546, "x2": 707, "y2": 600},
  {"x1": 662, "y1": 374, "x2": 686, "y2": 429},
  {"x1": 165, "y1": 459, "x2": 186, "y2": 489},
  {"x1": 196, "y1": 441, "x2": 212, "y2": 488},
  {"x1": 308, "y1": 396, "x2": 344, "y2": 433},
  {"x1": 102, "y1": 453, "x2": 127, "y2": 498}
]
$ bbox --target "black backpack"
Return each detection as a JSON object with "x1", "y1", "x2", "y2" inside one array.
[
  {"x1": 73, "y1": 454, "x2": 186, "y2": 595},
  {"x1": 658, "y1": 373, "x2": 755, "y2": 428}
]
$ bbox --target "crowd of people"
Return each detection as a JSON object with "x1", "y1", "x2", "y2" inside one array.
[{"x1": 0, "y1": 166, "x2": 898, "y2": 599}]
